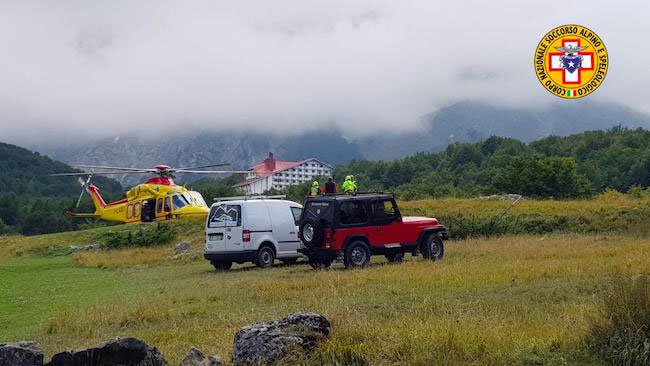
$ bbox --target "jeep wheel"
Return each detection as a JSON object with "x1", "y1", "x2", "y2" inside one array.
[
  {"x1": 256, "y1": 246, "x2": 275, "y2": 268},
  {"x1": 211, "y1": 261, "x2": 232, "y2": 271},
  {"x1": 422, "y1": 234, "x2": 444, "y2": 260},
  {"x1": 385, "y1": 252, "x2": 404, "y2": 263},
  {"x1": 344, "y1": 241, "x2": 371, "y2": 269},
  {"x1": 300, "y1": 218, "x2": 324, "y2": 248},
  {"x1": 308, "y1": 258, "x2": 331, "y2": 270}
]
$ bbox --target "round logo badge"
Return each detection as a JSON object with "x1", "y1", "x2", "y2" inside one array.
[{"x1": 534, "y1": 24, "x2": 608, "y2": 99}]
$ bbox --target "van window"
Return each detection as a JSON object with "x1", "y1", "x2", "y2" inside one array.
[
  {"x1": 339, "y1": 201, "x2": 368, "y2": 225},
  {"x1": 208, "y1": 204, "x2": 241, "y2": 228},
  {"x1": 290, "y1": 207, "x2": 302, "y2": 225}
]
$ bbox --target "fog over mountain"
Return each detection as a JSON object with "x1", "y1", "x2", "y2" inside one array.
[
  {"x1": 1, "y1": 1, "x2": 649, "y2": 147},
  {"x1": 36, "y1": 100, "x2": 650, "y2": 185}
]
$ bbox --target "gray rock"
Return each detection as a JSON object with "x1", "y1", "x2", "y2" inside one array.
[
  {"x1": 0, "y1": 341, "x2": 44, "y2": 366},
  {"x1": 69, "y1": 244, "x2": 100, "y2": 252},
  {"x1": 232, "y1": 312, "x2": 330, "y2": 366},
  {"x1": 179, "y1": 347, "x2": 223, "y2": 366},
  {"x1": 47, "y1": 337, "x2": 166, "y2": 366},
  {"x1": 174, "y1": 241, "x2": 191, "y2": 256}
]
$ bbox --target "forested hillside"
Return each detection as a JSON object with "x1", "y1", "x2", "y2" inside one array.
[
  {"x1": 332, "y1": 126, "x2": 650, "y2": 199},
  {"x1": 0, "y1": 142, "x2": 123, "y2": 235}
]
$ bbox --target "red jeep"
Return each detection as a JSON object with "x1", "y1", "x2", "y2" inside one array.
[{"x1": 298, "y1": 193, "x2": 448, "y2": 269}]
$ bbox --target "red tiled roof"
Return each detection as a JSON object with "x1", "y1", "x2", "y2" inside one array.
[
  {"x1": 233, "y1": 160, "x2": 306, "y2": 187},
  {"x1": 250, "y1": 160, "x2": 302, "y2": 173},
  {"x1": 233, "y1": 152, "x2": 333, "y2": 188}
]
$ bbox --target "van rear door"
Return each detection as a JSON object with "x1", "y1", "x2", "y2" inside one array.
[
  {"x1": 267, "y1": 202, "x2": 301, "y2": 256},
  {"x1": 206, "y1": 203, "x2": 242, "y2": 252}
]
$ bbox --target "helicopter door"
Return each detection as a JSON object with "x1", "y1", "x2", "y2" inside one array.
[{"x1": 141, "y1": 199, "x2": 156, "y2": 223}]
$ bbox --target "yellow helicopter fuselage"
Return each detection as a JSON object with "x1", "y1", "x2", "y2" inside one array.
[{"x1": 72, "y1": 178, "x2": 209, "y2": 224}]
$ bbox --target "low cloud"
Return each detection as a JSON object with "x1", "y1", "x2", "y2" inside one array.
[{"x1": 0, "y1": 0, "x2": 647, "y2": 145}]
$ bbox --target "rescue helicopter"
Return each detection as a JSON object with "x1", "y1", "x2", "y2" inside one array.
[{"x1": 50, "y1": 163, "x2": 247, "y2": 224}]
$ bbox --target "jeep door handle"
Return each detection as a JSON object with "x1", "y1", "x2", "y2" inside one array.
[{"x1": 290, "y1": 231, "x2": 296, "y2": 234}]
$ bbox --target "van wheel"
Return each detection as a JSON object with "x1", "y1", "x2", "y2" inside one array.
[
  {"x1": 211, "y1": 261, "x2": 232, "y2": 271},
  {"x1": 344, "y1": 241, "x2": 370, "y2": 269},
  {"x1": 281, "y1": 258, "x2": 298, "y2": 265},
  {"x1": 422, "y1": 234, "x2": 444, "y2": 260},
  {"x1": 256, "y1": 245, "x2": 275, "y2": 268},
  {"x1": 385, "y1": 252, "x2": 404, "y2": 263}
]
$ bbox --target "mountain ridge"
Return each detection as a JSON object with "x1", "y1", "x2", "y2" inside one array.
[{"x1": 34, "y1": 101, "x2": 650, "y2": 185}]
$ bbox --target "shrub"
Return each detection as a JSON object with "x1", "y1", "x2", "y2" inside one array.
[
  {"x1": 585, "y1": 275, "x2": 650, "y2": 366},
  {"x1": 101, "y1": 222, "x2": 177, "y2": 249},
  {"x1": 0, "y1": 218, "x2": 15, "y2": 235}
]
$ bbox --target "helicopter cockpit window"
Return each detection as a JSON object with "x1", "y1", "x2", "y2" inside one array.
[
  {"x1": 182, "y1": 193, "x2": 194, "y2": 205},
  {"x1": 172, "y1": 194, "x2": 189, "y2": 209},
  {"x1": 189, "y1": 191, "x2": 207, "y2": 207},
  {"x1": 156, "y1": 198, "x2": 163, "y2": 213}
]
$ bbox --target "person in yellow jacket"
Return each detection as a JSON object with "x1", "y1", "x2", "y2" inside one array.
[
  {"x1": 309, "y1": 181, "x2": 321, "y2": 196},
  {"x1": 342, "y1": 175, "x2": 358, "y2": 194}
]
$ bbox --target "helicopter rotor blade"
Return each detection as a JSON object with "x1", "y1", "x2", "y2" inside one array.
[
  {"x1": 49, "y1": 172, "x2": 94, "y2": 177},
  {"x1": 72, "y1": 165, "x2": 157, "y2": 172},
  {"x1": 173, "y1": 163, "x2": 231, "y2": 171},
  {"x1": 76, "y1": 188, "x2": 85, "y2": 209},
  {"x1": 49, "y1": 171, "x2": 152, "y2": 176},
  {"x1": 173, "y1": 170, "x2": 249, "y2": 174}
]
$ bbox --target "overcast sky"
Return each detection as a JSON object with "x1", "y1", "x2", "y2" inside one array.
[{"x1": 0, "y1": 0, "x2": 648, "y2": 145}]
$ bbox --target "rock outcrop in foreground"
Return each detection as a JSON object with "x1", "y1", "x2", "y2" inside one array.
[
  {"x1": 1, "y1": 312, "x2": 330, "y2": 366},
  {"x1": 233, "y1": 312, "x2": 331, "y2": 366},
  {"x1": 0, "y1": 341, "x2": 44, "y2": 366},
  {"x1": 47, "y1": 337, "x2": 166, "y2": 366}
]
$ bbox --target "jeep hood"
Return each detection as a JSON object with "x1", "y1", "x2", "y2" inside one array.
[{"x1": 402, "y1": 216, "x2": 440, "y2": 225}]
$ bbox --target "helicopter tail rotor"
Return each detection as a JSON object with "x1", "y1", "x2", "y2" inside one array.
[{"x1": 75, "y1": 175, "x2": 92, "y2": 209}]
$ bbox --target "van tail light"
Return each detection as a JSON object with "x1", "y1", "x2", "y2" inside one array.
[{"x1": 242, "y1": 230, "x2": 251, "y2": 242}]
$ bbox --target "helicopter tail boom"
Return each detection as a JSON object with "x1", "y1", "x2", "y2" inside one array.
[
  {"x1": 86, "y1": 184, "x2": 108, "y2": 211},
  {"x1": 65, "y1": 210, "x2": 101, "y2": 219}
]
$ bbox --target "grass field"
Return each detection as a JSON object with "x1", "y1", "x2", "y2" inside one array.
[{"x1": 2, "y1": 197, "x2": 650, "y2": 365}]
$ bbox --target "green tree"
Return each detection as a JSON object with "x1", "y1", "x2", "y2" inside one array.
[{"x1": 493, "y1": 155, "x2": 592, "y2": 198}]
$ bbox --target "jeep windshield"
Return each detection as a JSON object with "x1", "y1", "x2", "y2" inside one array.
[{"x1": 304, "y1": 200, "x2": 333, "y2": 224}]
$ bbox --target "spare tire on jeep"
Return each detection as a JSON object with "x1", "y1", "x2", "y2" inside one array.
[{"x1": 300, "y1": 218, "x2": 324, "y2": 248}]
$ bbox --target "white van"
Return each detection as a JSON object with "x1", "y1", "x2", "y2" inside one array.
[{"x1": 204, "y1": 196, "x2": 303, "y2": 270}]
